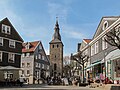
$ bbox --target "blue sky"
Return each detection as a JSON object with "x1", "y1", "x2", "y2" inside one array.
[{"x1": 0, "y1": 0, "x2": 120, "y2": 56}]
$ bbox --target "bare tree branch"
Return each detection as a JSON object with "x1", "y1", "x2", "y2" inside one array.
[{"x1": 105, "y1": 26, "x2": 120, "y2": 49}]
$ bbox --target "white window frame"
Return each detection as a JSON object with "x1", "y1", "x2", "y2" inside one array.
[
  {"x1": 27, "y1": 63, "x2": 30, "y2": 67},
  {"x1": 8, "y1": 53, "x2": 15, "y2": 63},
  {"x1": 2, "y1": 24, "x2": 11, "y2": 34},
  {"x1": 22, "y1": 63, "x2": 25, "y2": 67},
  {"x1": 27, "y1": 70, "x2": 30, "y2": 75},
  {"x1": 39, "y1": 63, "x2": 41, "y2": 68},
  {"x1": 39, "y1": 54, "x2": 41, "y2": 59},
  {"x1": 42, "y1": 64, "x2": 44, "y2": 69},
  {"x1": 22, "y1": 53, "x2": 25, "y2": 57},
  {"x1": 9, "y1": 40, "x2": 15, "y2": 48},
  {"x1": 0, "y1": 52, "x2": 2, "y2": 62},
  {"x1": 0, "y1": 37, "x2": 3, "y2": 46},
  {"x1": 47, "y1": 65, "x2": 49, "y2": 70},
  {"x1": 35, "y1": 62, "x2": 38, "y2": 67},
  {"x1": 36, "y1": 55, "x2": 38, "y2": 59},
  {"x1": 95, "y1": 41, "x2": 98, "y2": 54},
  {"x1": 103, "y1": 21, "x2": 108, "y2": 31},
  {"x1": 102, "y1": 36, "x2": 107, "y2": 50},
  {"x1": 42, "y1": 56, "x2": 45, "y2": 60},
  {"x1": 26, "y1": 53, "x2": 30, "y2": 57},
  {"x1": 91, "y1": 44, "x2": 95, "y2": 56}
]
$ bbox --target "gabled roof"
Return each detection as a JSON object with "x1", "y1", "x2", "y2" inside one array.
[
  {"x1": 0, "y1": 17, "x2": 24, "y2": 42},
  {"x1": 22, "y1": 41, "x2": 39, "y2": 53},
  {"x1": 83, "y1": 39, "x2": 91, "y2": 44},
  {"x1": 93, "y1": 16, "x2": 120, "y2": 39}
]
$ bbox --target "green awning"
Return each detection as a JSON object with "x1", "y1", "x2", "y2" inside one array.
[{"x1": 85, "y1": 60, "x2": 101, "y2": 70}]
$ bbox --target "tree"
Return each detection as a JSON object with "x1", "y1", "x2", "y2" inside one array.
[
  {"x1": 105, "y1": 27, "x2": 120, "y2": 49},
  {"x1": 71, "y1": 52, "x2": 89, "y2": 83},
  {"x1": 63, "y1": 65, "x2": 71, "y2": 77}
]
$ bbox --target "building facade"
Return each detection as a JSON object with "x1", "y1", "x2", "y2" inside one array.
[
  {"x1": 89, "y1": 16, "x2": 120, "y2": 81},
  {"x1": 73, "y1": 16, "x2": 120, "y2": 82},
  {"x1": 49, "y1": 19, "x2": 63, "y2": 77},
  {"x1": 0, "y1": 18, "x2": 23, "y2": 81},
  {"x1": 21, "y1": 41, "x2": 50, "y2": 84}
]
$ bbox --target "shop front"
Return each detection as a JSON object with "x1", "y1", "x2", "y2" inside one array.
[
  {"x1": 105, "y1": 49, "x2": 120, "y2": 81},
  {"x1": 0, "y1": 66, "x2": 21, "y2": 81}
]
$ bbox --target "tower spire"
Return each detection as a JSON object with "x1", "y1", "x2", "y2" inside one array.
[{"x1": 52, "y1": 17, "x2": 61, "y2": 41}]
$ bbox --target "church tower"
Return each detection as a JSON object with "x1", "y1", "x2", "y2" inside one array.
[{"x1": 49, "y1": 18, "x2": 63, "y2": 76}]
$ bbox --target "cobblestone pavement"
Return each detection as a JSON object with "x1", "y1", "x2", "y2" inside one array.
[{"x1": 0, "y1": 84, "x2": 112, "y2": 90}]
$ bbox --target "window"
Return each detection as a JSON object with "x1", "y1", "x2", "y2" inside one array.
[
  {"x1": 22, "y1": 63, "x2": 25, "y2": 67},
  {"x1": 2, "y1": 24, "x2": 11, "y2": 34},
  {"x1": 36, "y1": 62, "x2": 38, "y2": 67},
  {"x1": 27, "y1": 70, "x2": 30, "y2": 74},
  {"x1": 0, "y1": 52, "x2": 2, "y2": 62},
  {"x1": 25, "y1": 43, "x2": 30, "y2": 49},
  {"x1": 57, "y1": 44, "x2": 59, "y2": 48},
  {"x1": 0, "y1": 38, "x2": 3, "y2": 46},
  {"x1": 42, "y1": 64, "x2": 44, "y2": 69},
  {"x1": 36, "y1": 55, "x2": 38, "y2": 59},
  {"x1": 22, "y1": 70, "x2": 24, "y2": 74},
  {"x1": 9, "y1": 40, "x2": 15, "y2": 48},
  {"x1": 102, "y1": 37, "x2": 107, "y2": 50},
  {"x1": 42, "y1": 56, "x2": 44, "y2": 60},
  {"x1": 39, "y1": 63, "x2": 41, "y2": 68},
  {"x1": 8, "y1": 53, "x2": 14, "y2": 63},
  {"x1": 26, "y1": 53, "x2": 30, "y2": 57},
  {"x1": 39, "y1": 54, "x2": 41, "y2": 59},
  {"x1": 27, "y1": 63, "x2": 30, "y2": 67},
  {"x1": 103, "y1": 21, "x2": 108, "y2": 30},
  {"x1": 22, "y1": 54, "x2": 24, "y2": 57},
  {"x1": 47, "y1": 65, "x2": 49, "y2": 70},
  {"x1": 91, "y1": 44, "x2": 95, "y2": 56},
  {"x1": 95, "y1": 41, "x2": 98, "y2": 54},
  {"x1": 52, "y1": 45, "x2": 54, "y2": 48},
  {"x1": 54, "y1": 64, "x2": 57, "y2": 70}
]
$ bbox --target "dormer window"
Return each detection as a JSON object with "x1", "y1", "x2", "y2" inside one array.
[
  {"x1": 9, "y1": 40, "x2": 15, "y2": 48},
  {"x1": 25, "y1": 42, "x2": 30, "y2": 49},
  {"x1": 103, "y1": 21, "x2": 108, "y2": 30},
  {"x1": 2, "y1": 24, "x2": 11, "y2": 34}
]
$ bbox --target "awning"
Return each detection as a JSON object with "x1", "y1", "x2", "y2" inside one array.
[
  {"x1": 105, "y1": 49, "x2": 120, "y2": 61},
  {"x1": 0, "y1": 66, "x2": 22, "y2": 71},
  {"x1": 85, "y1": 60, "x2": 101, "y2": 69}
]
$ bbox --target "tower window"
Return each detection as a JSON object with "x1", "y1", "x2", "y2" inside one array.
[
  {"x1": 54, "y1": 63, "x2": 57, "y2": 70},
  {"x1": 57, "y1": 44, "x2": 59, "y2": 48},
  {"x1": 52, "y1": 45, "x2": 54, "y2": 48}
]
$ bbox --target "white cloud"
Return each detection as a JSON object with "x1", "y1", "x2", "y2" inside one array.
[
  {"x1": 62, "y1": 25, "x2": 87, "y2": 40},
  {"x1": 47, "y1": 2, "x2": 70, "y2": 23}
]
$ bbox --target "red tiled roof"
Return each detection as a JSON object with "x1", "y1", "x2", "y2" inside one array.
[
  {"x1": 22, "y1": 41, "x2": 39, "y2": 53},
  {"x1": 83, "y1": 39, "x2": 91, "y2": 44}
]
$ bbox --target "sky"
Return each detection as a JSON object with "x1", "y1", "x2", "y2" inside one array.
[{"x1": 0, "y1": 0, "x2": 120, "y2": 56}]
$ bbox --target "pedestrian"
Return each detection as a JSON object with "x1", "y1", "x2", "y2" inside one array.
[{"x1": 19, "y1": 75, "x2": 24, "y2": 87}]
